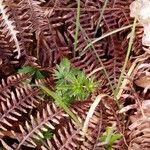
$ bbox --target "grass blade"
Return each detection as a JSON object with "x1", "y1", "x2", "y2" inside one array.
[
  {"x1": 83, "y1": 24, "x2": 134, "y2": 54},
  {"x1": 115, "y1": 17, "x2": 137, "y2": 96},
  {"x1": 95, "y1": 0, "x2": 108, "y2": 36},
  {"x1": 73, "y1": 0, "x2": 80, "y2": 57},
  {"x1": 79, "y1": 25, "x2": 119, "y2": 106}
]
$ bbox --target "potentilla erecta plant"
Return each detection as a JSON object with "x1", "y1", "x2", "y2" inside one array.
[{"x1": 130, "y1": 0, "x2": 150, "y2": 46}]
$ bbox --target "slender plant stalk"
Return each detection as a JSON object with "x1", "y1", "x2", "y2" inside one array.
[
  {"x1": 74, "y1": 0, "x2": 80, "y2": 57},
  {"x1": 79, "y1": 25, "x2": 121, "y2": 108},
  {"x1": 95, "y1": 0, "x2": 108, "y2": 36},
  {"x1": 116, "y1": 61, "x2": 137, "y2": 100},
  {"x1": 115, "y1": 17, "x2": 137, "y2": 96},
  {"x1": 36, "y1": 85, "x2": 82, "y2": 128},
  {"x1": 80, "y1": 22, "x2": 138, "y2": 108},
  {"x1": 79, "y1": 26, "x2": 114, "y2": 93},
  {"x1": 83, "y1": 24, "x2": 134, "y2": 54}
]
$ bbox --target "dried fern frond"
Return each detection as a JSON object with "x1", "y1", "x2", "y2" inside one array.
[
  {"x1": 11, "y1": 103, "x2": 67, "y2": 150},
  {"x1": 44, "y1": 119, "x2": 81, "y2": 150},
  {"x1": 0, "y1": 0, "x2": 21, "y2": 59},
  {"x1": 42, "y1": 100, "x2": 101, "y2": 150},
  {"x1": 128, "y1": 100, "x2": 150, "y2": 150},
  {"x1": 0, "y1": 0, "x2": 149, "y2": 150},
  {"x1": 0, "y1": 84, "x2": 40, "y2": 131},
  {"x1": 0, "y1": 73, "x2": 29, "y2": 91},
  {"x1": 0, "y1": 73, "x2": 30, "y2": 103}
]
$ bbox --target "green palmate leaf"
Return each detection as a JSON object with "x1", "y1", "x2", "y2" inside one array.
[
  {"x1": 35, "y1": 58, "x2": 97, "y2": 127},
  {"x1": 18, "y1": 66, "x2": 46, "y2": 80},
  {"x1": 18, "y1": 66, "x2": 35, "y2": 75},
  {"x1": 53, "y1": 58, "x2": 97, "y2": 103}
]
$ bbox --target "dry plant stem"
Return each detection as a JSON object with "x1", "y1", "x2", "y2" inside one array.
[
  {"x1": 87, "y1": 67, "x2": 103, "y2": 78},
  {"x1": 82, "y1": 94, "x2": 112, "y2": 137},
  {"x1": 116, "y1": 61, "x2": 137, "y2": 100},
  {"x1": 43, "y1": 7, "x2": 127, "y2": 12},
  {"x1": 79, "y1": 25, "x2": 122, "y2": 109}
]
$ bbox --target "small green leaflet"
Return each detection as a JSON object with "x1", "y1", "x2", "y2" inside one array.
[
  {"x1": 99, "y1": 126, "x2": 122, "y2": 150},
  {"x1": 18, "y1": 66, "x2": 35, "y2": 75},
  {"x1": 18, "y1": 66, "x2": 45, "y2": 79}
]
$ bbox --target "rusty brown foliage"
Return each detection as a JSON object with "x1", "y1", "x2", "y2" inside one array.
[{"x1": 0, "y1": 0, "x2": 150, "y2": 149}]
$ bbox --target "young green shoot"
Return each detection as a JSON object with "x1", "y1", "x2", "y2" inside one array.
[
  {"x1": 53, "y1": 58, "x2": 97, "y2": 103},
  {"x1": 98, "y1": 123, "x2": 122, "y2": 150},
  {"x1": 36, "y1": 58, "x2": 97, "y2": 128}
]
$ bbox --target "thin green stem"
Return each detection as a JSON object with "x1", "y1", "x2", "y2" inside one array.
[
  {"x1": 80, "y1": 25, "x2": 114, "y2": 93},
  {"x1": 35, "y1": 85, "x2": 82, "y2": 128},
  {"x1": 115, "y1": 18, "x2": 137, "y2": 96},
  {"x1": 74, "y1": 0, "x2": 80, "y2": 57},
  {"x1": 82, "y1": 24, "x2": 134, "y2": 54},
  {"x1": 79, "y1": 22, "x2": 138, "y2": 108},
  {"x1": 95, "y1": 0, "x2": 108, "y2": 36},
  {"x1": 79, "y1": 25, "x2": 121, "y2": 108}
]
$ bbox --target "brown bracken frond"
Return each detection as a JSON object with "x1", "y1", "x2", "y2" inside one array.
[
  {"x1": 128, "y1": 100, "x2": 150, "y2": 150},
  {"x1": 1, "y1": 0, "x2": 150, "y2": 150}
]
